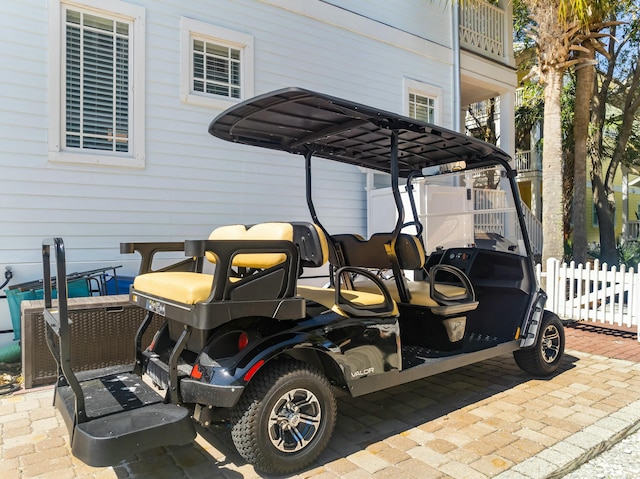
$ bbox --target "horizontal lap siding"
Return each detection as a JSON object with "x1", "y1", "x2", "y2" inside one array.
[
  {"x1": 0, "y1": 0, "x2": 452, "y2": 284},
  {"x1": 323, "y1": 0, "x2": 452, "y2": 46}
]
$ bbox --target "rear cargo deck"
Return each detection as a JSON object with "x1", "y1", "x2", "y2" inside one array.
[{"x1": 55, "y1": 366, "x2": 196, "y2": 466}]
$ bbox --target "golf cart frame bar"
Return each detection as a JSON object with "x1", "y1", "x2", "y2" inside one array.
[{"x1": 209, "y1": 86, "x2": 535, "y2": 263}]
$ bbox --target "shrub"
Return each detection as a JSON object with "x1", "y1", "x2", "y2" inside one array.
[{"x1": 587, "y1": 240, "x2": 640, "y2": 270}]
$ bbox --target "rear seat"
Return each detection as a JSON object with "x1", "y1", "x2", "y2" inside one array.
[
  {"x1": 127, "y1": 222, "x2": 304, "y2": 351},
  {"x1": 133, "y1": 223, "x2": 292, "y2": 304}
]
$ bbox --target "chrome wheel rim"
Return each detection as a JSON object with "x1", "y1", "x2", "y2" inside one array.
[
  {"x1": 268, "y1": 388, "x2": 322, "y2": 453},
  {"x1": 541, "y1": 323, "x2": 561, "y2": 363}
]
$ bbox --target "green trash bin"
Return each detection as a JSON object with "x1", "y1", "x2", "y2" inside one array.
[{"x1": 5, "y1": 279, "x2": 90, "y2": 341}]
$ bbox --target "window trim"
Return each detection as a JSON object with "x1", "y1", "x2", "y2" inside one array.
[
  {"x1": 180, "y1": 17, "x2": 254, "y2": 110},
  {"x1": 48, "y1": 0, "x2": 145, "y2": 168},
  {"x1": 403, "y1": 78, "x2": 442, "y2": 126}
]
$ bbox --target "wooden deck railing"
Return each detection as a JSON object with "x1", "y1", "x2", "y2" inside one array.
[{"x1": 459, "y1": 0, "x2": 505, "y2": 61}]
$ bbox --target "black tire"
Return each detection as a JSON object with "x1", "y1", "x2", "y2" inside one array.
[
  {"x1": 514, "y1": 311, "x2": 565, "y2": 376},
  {"x1": 230, "y1": 360, "x2": 337, "y2": 474}
]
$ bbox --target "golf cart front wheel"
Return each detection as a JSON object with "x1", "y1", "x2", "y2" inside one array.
[{"x1": 514, "y1": 311, "x2": 565, "y2": 376}]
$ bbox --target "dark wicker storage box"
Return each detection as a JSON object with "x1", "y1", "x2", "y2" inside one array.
[{"x1": 21, "y1": 295, "x2": 163, "y2": 388}]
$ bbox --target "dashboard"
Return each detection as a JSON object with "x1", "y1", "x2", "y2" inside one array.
[{"x1": 426, "y1": 247, "x2": 531, "y2": 293}]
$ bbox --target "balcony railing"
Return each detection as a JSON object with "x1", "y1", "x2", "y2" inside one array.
[
  {"x1": 459, "y1": 0, "x2": 505, "y2": 61},
  {"x1": 467, "y1": 97, "x2": 500, "y2": 123},
  {"x1": 515, "y1": 88, "x2": 524, "y2": 108},
  {"x1": 629, "y1": 220, "x2": 640, "y2": 241},
  {"x1": 515, "y1": 150, "x2": 541, "y2": 173}
]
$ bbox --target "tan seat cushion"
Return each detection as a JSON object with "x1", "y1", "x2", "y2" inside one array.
[
  {"x1": 205, "y1": 222, "x2": 293, "y2": 268},
  {"x1": 133, "y1": 272, "x2": 214, "y2": 305},
  {"x1": 353, "y1": 279, "x2": 468, "y2": 308},
  {"x1": 297, "y1": 285, "x2": 398, "y2": 317}
]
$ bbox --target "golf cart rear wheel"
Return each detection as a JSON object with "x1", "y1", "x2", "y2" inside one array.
[
  {"x1": 230, "y1": 359, "x2": 337, "y2": 474},
  {"x1": 514, "y1": 311, "x2": 565, "y2": 376}
]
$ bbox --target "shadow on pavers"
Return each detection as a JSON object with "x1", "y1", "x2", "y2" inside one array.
[{"x1": 108, "y1": 353, "x2": 579, "y2": 478}]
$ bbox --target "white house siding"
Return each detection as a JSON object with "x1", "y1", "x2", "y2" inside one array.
[
  {"x1": 0, "y1": 0, "x2": 454, "y2": 340},
  {"x1": 322, "y1": 0, "x2": 452, "y2": 45}
]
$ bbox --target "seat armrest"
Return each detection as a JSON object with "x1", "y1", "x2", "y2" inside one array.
[
  {"x1": 334, "y1": 266, "x2": 397, "y2": 317},
  {"x1": 120, "y1": 242, "x2": 200, "y2": 275},
  {"x1": 429, "y1": 264, "x2": 475, "y2": 305},
  {"x1": 185, "y1": 239, "x2": 300, "y2": 301}
]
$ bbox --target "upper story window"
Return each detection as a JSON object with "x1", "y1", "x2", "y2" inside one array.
[
  {"x1": 192, "y1": 40, "x2": 241, "y2": 99},
  {"x1": 180, "y1": 17, "x2": 254, "y2": 109},
  {"x1": 404, "y1": 78, "x2": 441, "y2": 125},
  {"x1": 409, "y1": 93, "x2": 435, "y2": 124},
  {"x1": 49, "y1": 1, "x2": 145, "y2": 168}
]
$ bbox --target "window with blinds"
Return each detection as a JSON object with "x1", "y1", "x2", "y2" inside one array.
[
  {"x1": 192, "y1": 39, "x2": 241, "y2": 99},
  {"x1": 179, "y1": 17, "x2": 253, "y2": 110},
  {"x1": 64, "y1": 8, "x2": 131, "y2": 153},
  {"x1": 409, "y1": 93, "x2": 435, "y2": 124}
]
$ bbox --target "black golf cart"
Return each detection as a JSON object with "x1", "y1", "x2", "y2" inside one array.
[{"x1": 42, "y1": 87, "x2": 564, "y2": 474}]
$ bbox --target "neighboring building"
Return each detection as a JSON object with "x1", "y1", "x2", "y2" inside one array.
[
  {"x1": 0, "y1": 0, "x2": 516, "y2": 343},
  {"x1": 586, "y1": 168, "x2": 640, "y2": 245},
  {"x1": 510, "y1": 82, "x2": 640, "y2": 249},
  {"x1": 511, "y1": 88, "x2": 543, "y2": 223},
  {"x1": 463, "y1": 90, "x2": 544, "y2": 255},
  {"x1": 465, "y1": 88, "x2": 543, "y2": 218}
]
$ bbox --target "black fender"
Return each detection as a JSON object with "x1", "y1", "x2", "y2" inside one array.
[
  {"x1": 518, "y1": 289, "x2": 547, "y2": 348},
  {"x1": 193, "y1": 313, "x2": 401, "y2": 401}
]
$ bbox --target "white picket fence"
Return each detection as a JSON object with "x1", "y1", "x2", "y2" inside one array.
[{"x1": 535, "y1": 259, "x2": 640, "y2": 340}]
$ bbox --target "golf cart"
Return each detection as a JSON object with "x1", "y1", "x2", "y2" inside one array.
[{"x1": 42, "y1": 87, "x2": 564, "y2": 474}]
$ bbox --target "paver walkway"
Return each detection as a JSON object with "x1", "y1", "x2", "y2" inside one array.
[
  {"x1": 563, "y1": 321, "x2": 640, "y2": 362},
  {"x1": 1, "y1": 321, "x2": 639, "y2": 479}
]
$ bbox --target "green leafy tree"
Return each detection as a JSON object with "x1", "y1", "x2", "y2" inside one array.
[
  {"x1": 570, "y1": 2, "x2": 620, "y2": 264},
  {"x1": 590, "y1": 6, "x2": 640, "y2": 264}
]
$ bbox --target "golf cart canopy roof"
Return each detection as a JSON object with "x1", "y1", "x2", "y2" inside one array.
[{"x1": 208, "y1": 87, "x2": 512, "y2": 177}]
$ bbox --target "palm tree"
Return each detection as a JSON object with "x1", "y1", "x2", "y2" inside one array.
[
  {"x1": 524, "y1": 1, "x2": 574, "y2": 264},
  {"x1": 520, "y1": 0, "x2": 617, "y2": 265}
]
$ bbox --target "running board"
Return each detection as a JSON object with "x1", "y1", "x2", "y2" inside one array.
[
  {"x1": 55, "y1": 369, "x2": 196, "y2": 467},
  {"x1": 347, "y1": 340, "x2": 520, "y2": 397}
]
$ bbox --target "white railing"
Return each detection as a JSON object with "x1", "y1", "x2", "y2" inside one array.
[
  {"x1": 459, "y1": 0, "x2": 505, "y2": 60},
  {"x1": 472, "y1": 189, "x2": 543, "y2": 255},
  {"x1": 515, "y1": 150, "x2": 532, "y2": 172},
  {"x1": 521, "y1": 200, "x2": 542, "y2": 255},
  {"x1": 536, "y1": 259, "x2": 640, "y2": 339},
  {"x1": 515, "y1": 88, "x2": 524, "y2": 108},
  {"x1": 629, "y1": 220, "x2": 640, "y2": 241},
  {"x1": 467, "y1": 97, "x2": 500, "y2": 124},
  {"x1": 473, "y1": 188, "x2": 507, "y2": 235}
]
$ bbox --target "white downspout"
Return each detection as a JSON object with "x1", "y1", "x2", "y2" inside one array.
[{"x1": 452, "y1": 2, "x2": 461, "y2": 132}]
